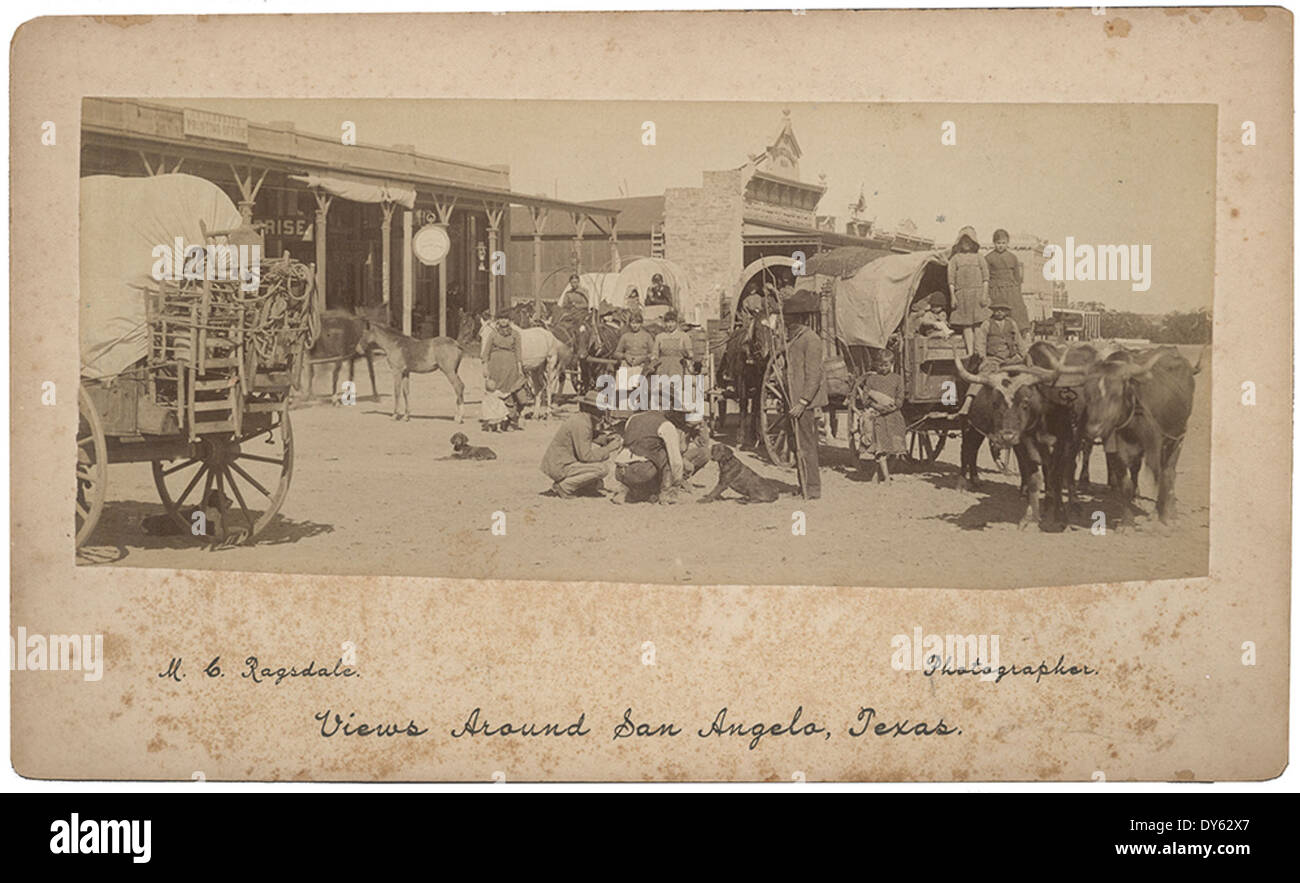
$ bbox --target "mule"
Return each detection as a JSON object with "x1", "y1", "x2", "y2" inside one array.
[
  {"x1": 719, "y1": 315, "x2": 775, "y2": 449},
  {"x1": 357, "y1": 321, "x2": 466, "y2": 422},
  {"x1": 302, "y1": 308, "x2": 380, "y2": 402}
]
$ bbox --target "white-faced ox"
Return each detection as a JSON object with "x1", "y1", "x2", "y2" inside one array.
[{"x1": 955, "y1": 358, "x2": 1068, "y2": 529}]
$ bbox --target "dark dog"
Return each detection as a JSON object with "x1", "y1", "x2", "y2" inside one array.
[
  {"x1": 699, "y1": 444, "x2": 780, "y2": 503},
  {"x1": 448, "y1": 431, "x2": 497, "y2": 460}
]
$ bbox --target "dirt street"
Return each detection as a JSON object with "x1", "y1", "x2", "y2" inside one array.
[{"x1": 82, "y1": 349, "x2": 1210, "y2": 588}]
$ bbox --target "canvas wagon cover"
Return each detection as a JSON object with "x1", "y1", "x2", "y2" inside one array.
[
  {"x1": 831, "y1": 249, "x2": 948, "y2": 348},
  {"x1": 582, "y1": 258, "x2": 693, "y2": 323},
  {"x1": 80, "y1": 173, "x2": 243, "y2": 379}
]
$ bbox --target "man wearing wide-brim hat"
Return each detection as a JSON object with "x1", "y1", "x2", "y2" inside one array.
[
  {"x1": 781, "y1": 290, "x2": 827, "y2": 499},
  {"x1": 539, "y1": 391, "x2": 622, "y2": 498}
]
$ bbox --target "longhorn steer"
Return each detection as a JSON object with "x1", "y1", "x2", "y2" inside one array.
[{"x1": 955, "y1": 358, "x2": 1065, "y2": 528}]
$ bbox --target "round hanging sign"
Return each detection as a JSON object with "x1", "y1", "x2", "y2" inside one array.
[{"x1": 412, "y1": 224, "x2": 451, "y2": 266}]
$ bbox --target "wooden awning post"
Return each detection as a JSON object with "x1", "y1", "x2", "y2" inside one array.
[
  {"x1": 483, "y1": 201, "x2": 505, "y2": 315},
  {"x1": 380, "y1": 200, "x2": 396, "y2": 323},
  {"x1": 433, "y1": 195, "x2": 458, "y2": 336},
  {"x1": 571, "y1": 212, "x2": 589, "y2": 275},
  {"x1": 402, "y1": 208, "x2": 414, "y2": 336},
  {"x1": 229, "y1": 164, "x2": 268, "y2": 224},
  {"x1": 312, "y1": 189, "x2": 334, "y2": 314},
  {"x1": 529, "y1": 206, "x2": 549, "y2": 311},
  {"x1": 139, "y1": 152, "x2": 185, "y2": 177},
  {"x1": 609, "y1": 216, "x2": 622, "y2": 272}
]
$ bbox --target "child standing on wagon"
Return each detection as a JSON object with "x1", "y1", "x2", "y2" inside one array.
[
  {"x1": 985, "y1": 228, "x2": 1029, "y2": 349},
  {"x1": 947, "y1": 226, "x2": 990, "y2": 361}
]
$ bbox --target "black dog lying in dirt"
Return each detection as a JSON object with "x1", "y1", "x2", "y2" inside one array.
[
  {"x1": 699, "y1": 444, "x2": 780, "y2": 503},
  {"x1": 446, "y1": 432, "x2": 497, "y2": 460}
]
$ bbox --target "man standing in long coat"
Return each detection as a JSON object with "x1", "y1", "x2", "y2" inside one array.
[{"x1": 782, "y1": 291, "x2": 827, "y2": 499}]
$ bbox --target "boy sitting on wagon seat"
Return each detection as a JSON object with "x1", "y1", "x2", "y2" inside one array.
[{"x1": 983, "y1": 303, "x2": 1023, "y2": 365}]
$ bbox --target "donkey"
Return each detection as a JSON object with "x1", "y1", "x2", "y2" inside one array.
[{"x1": 357, "y1": 321, "x2": 466, "y2": 422}]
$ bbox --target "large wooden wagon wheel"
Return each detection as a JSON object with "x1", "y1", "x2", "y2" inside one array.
[
  {"x1": 152, "y1": 409, "x2": 293, "y2": 543},
  {"x1": 846, "y1": 374, "x2": 872, "y2": 466},
  {"x1": 76, "y1": 386, "x2": 108, "y2": 548},
  {"x1": 758, "y1": 353, "x2": 795, "y2": 468},
  {"x1": 905, "y1": 417, "x2": 949, "y2": 464}
]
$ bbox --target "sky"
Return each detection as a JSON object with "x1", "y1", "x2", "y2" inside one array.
[{"x1": 159, "y1": 99, "x2": 1216, "y2": 314}]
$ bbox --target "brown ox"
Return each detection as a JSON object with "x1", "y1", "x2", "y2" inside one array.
[{"x1": 1062, "y1": 346, "x2": 1202, "y2": 526}]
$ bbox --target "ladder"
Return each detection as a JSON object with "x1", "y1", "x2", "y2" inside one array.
[{"x1": 650, "y1": 222, "x2": 666, "y2": 258}]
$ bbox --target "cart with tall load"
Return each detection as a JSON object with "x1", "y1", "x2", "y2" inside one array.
[
  {"x1": 742, "y1": 247, "x2": 973, "y2": 470},
  {"x1": 77, "y1": 174, "x2": 318, "y2": 548}
]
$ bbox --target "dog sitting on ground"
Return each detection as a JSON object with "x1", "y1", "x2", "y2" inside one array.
[
  {"x1": 698, "y1": 444, "x2": 780, "y2": 503},
  {"x1": 447, "y1": 431, "x2": 497, "y2": 460}
]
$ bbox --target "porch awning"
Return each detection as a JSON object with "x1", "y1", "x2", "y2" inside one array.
[{"x1": 289, "y1": 174, "x2": 417, "y2": 209}]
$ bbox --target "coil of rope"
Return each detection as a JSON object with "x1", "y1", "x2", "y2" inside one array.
[{"x1": 245, "y1": 258, "x2": 319, "y2": 364}]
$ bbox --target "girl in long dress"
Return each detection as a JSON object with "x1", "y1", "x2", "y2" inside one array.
[
  {"x1": 480, "y1": 315, "x2": 525, "y2": 431},
  {"x1": 947, "y1": 226, "x2": 990, "y2": 360},
  {"x1": 985, "y1": 228, "x2": 1028, "y2": 343}
]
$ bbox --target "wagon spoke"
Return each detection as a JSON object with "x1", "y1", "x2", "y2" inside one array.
[
  {"x1": 237, "y1": 452, "x2": 284, "y2": 466},
  {"x1": 223, "y1": 466, "x2": 256, "y2": 530},
  {"x1": 77, "y1": 434, "x2": 98, "y2": 448},
  {"x1": 76, "y1": 501, "x2": 90, "y2": 521},
  {"x1": 160, "y1": 457, "x2": 200, "y2": 477},
  {"x1": 228, "y1": 459, "x2": 273, "y2": 498},
  {"x1": 197, "y1": 467, "x2": 215, "y2": 512},
  {"x1": 173, "y1": 464, "x2": 209, "y2": 511}
]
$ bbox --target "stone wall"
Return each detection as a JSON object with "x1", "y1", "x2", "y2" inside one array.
[{"x1": 663, "y1": 169, "x2": 745, "y2": 324}]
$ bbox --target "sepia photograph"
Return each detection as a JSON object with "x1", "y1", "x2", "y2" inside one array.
[
  {"x1": 13, "y1": 7, "x2": 1289, "y2": 791},
  {"x1": 75, "y1": 98, "x2": 1214, "y2": 587}
]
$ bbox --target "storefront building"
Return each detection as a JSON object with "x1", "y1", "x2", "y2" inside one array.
[
  {"x1": 80, "y1": 98, "x2": 619, "y2": 338},
  {"x1": 508, "y1": 109, "x2": 936, "y2": 324}
]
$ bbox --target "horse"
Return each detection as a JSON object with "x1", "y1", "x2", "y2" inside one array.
[
  {"x1": 498, "y1": 301, "x2": 539, "y2": 329},
  {"x1": 719, "y1": 314, "x2": 775, "y2": 449},
  {"x1": 356, "y1": 321, "x2": 466, "y2": 422},
  {"x1": 466, "y1": 312, "x2": 569, "y2": 420},
  {"x1": 545, "y1": 306, "x2": 618, "y2": 394},
  {"x1": 554, "y1": 306, "x2": 644, "y2": 393},
  {"x1": 301, "y1": 308, "x2": 380, "y2": 402}
]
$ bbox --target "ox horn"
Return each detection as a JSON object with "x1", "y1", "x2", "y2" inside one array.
[
  {"x1": 1001, "y1": 364, "x2": 1059, "y2": 380},
  {"x1": 1119, "y1": 349, "x2": 1166, "y2": 379},
  {"x1": 953, "y1": 355, "x2": 992, "y2": 387},
  {"x1": 1026, "y1": 342, "x2": 1061, "y2": 371}
]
